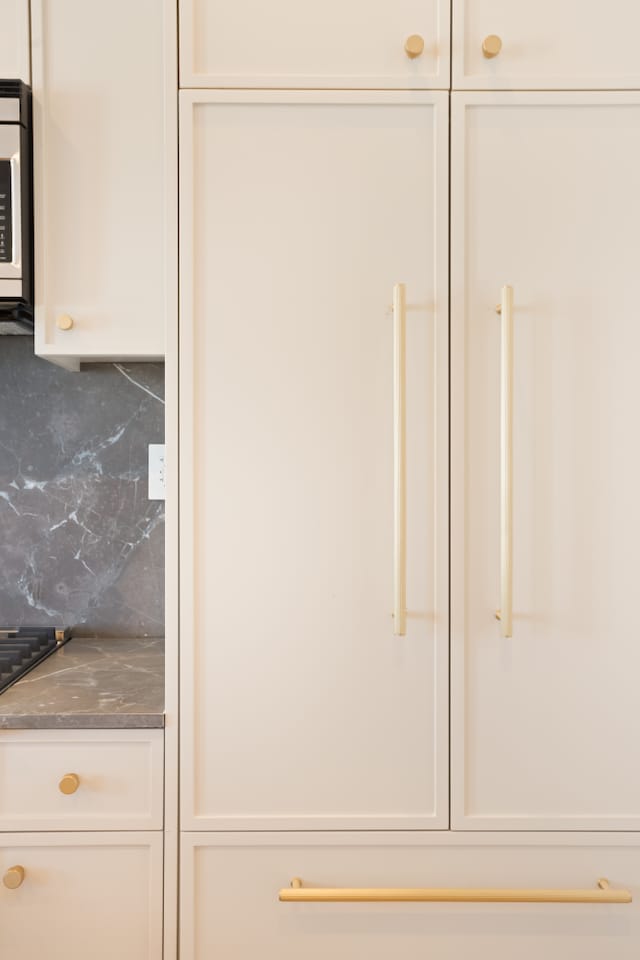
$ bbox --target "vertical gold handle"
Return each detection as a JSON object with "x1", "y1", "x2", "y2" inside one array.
[
  {"x1": 496, "y1": 285, "x2": 514, "y2": 638},
  {"x1": 393, "y1": 283, "x2": 407, "y2": 637},
  {"x1": 3, "y1": 865, "x2": 25, "y2": 890}
]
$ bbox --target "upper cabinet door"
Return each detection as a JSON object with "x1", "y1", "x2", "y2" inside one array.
[
  {"x1": 180, "y1": 90, "x2": 449, "y2": 831},
  {"x1": 0, "y1": 0, "x2": 29, "y2": 81},
  {"x1": 453, "y1": 0, "x2": 640, "y2": 89},
  {"x1": 451, "y1": 92, "x2": 640, "y2": 830},
  {"x1": 31, "y1": 0, "x2": 177, "y2": 368},
  {"x1": 180, "y1": 0, "x2": 450, "y2": 89}
]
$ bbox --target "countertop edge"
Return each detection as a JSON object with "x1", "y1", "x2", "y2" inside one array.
[{"x1": 0, "y1": 713, "x2": 165, "y2": 730}]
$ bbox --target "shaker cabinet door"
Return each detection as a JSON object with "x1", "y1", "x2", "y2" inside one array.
[
  {"x1": 30, "y1": 0, "x2": 177, "y2": 368},
  {"x1": 0, "y1": 833, "x2": 163, "y2": 960},
  {"x1": 453, "y1": 0, "x2": 640, "y2": 89},
  {"x1": 180, "y1": 90, "x2": 449, "y2": 831},
  {"x1": 179, "y1": 0, "x2": 449, "y2": 89},
  {"x1": 451, "y1": 92, "x2": 640, "y2": 830},
  {"x1": 0, "y1": 0, "x2": 29, "y2": 81}
]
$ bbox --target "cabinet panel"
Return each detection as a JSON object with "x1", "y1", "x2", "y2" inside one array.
[
  {"x1": 0, "y1": 730, "x2": 163, "y2": 830},
  {"x1": 180, "y1": 0, "x2": 449, "y2": 89},
  {"x1": 180, "y1": 91, "x2": 449, "y2": 830},
  {"x1": 453, "y1": 0, "x2": 640, "y2": 89},
  {"x1": 182, "y1": 833, "x2": 640, "y2": 960},
  {"x1": 0, "y1": 833, "x2": 163, "y2": 960},
  {"x1": 0, "y1": 0, "x2": 29, "y2": 81},
  {"x1": 451, "y1": 92, "x2": 640, "y2": 829},
  {"x1": 31, "y1": 0, "x2": 177, "y2": 367}
]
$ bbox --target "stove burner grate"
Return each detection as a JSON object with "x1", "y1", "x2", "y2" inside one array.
[{"x1": 0, "y1": 627, "x2": 70, "y2": 695}]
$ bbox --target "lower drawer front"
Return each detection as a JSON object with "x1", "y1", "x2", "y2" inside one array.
[
  {"x1": 1, "y1": 833, "x2": 163, "y2": 960},
  {"x1": 182, "y1": 833, "x2": 640, "y2": 960}
]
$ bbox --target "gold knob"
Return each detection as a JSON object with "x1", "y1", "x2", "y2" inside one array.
[
  {"x1": 56, "y1": 314, "x2": 74, "y2": 331},
  {"x1": 404, "y1": 34, "x2": 425, "y2": 59},
  {"x1": 59, "y1": 773, "x2": 80, "y2": 795},
  {"x1": 482, "y1": 35, "x2": 502, "y2": 58},
  {"x1": 3, "y1": 866, "x2": 25, "y2": 890}
]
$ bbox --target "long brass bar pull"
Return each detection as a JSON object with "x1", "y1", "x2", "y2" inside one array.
[
  {"x1": 496, "y1": 284, "x2": 513, "y2": 638},
  {"x1": 393, "y1": 283, "x2": 407, "y2": 637},
  {"x1": 279, "y1": 878, "x2": 632, "y2": 904}
]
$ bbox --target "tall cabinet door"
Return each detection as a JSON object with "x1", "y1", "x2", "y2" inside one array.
[
  {"x1": 30, "y1": 0, "x2": 176, "y2": 368},
  {"x1": 452, "y1": 92, "x2": 640, "y2": 830},
  {"x1": 0, "y1": 1, "x2": 29, "y2": 80},
  {"x1": 180, "y1": 91, "x2": 449, "y2": 831}
]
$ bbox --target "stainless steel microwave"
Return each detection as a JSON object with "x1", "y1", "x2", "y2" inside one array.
[{"x1": 0, "y1": 80, "x2": 33, "y2": 331}]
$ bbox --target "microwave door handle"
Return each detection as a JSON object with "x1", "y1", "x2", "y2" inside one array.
[{"x1": 10, "y1": 153, "x2": 21, "y2": 270}]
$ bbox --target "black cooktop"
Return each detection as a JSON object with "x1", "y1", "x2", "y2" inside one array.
[{"x1": 0, "y1": 627, "x2": 71, "y2": 695}]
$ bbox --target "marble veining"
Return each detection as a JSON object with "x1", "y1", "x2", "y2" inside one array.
[
  {"x1": 0, "y1": 637, "x2": 164, "y2": 728},
  {"x1": 0, "y1": 340, "x2": 164, "y2": 635}
]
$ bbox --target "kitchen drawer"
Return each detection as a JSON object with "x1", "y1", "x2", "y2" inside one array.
[
  {"x1": 0, "y1": 832, "x2": 162, "y2": 960},
  {"x1": 0, "y1": 730, "x2": 163, "y2": 830},
  {"x1": 453, "y1": 0, "x2": 640, "y2": 90},
  {"x1": 182, "y1": 833, "x2": 640, "y2": 959},
  {"x1": 179, "y1": 0, "x2": 450, "y2": 89}
]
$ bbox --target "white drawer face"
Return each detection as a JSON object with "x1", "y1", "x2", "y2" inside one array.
[
  {"x1": 180, "y1": 0, "x2": 450, "y2": 89},
  {"x1": 0, "y1": 730, "x2": 163, "y2": 830},
  {"x1": 454, "y1": 0, "x2": 640, "y2": 89},
  {"x1": 0, "y1": 833, "x2": 163, "y2": 960},
  {"x1": 182, "y1": 834, "x2": 640, "y2": 959}
]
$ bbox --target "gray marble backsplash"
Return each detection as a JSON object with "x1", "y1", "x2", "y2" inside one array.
[{"x1": 0, "y1": 339, "x2": 164, "y2": 636}]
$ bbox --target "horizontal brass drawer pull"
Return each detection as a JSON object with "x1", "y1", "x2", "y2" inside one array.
[{"x1": 279, "y1": 877, "x2": 631, "y2": 904}]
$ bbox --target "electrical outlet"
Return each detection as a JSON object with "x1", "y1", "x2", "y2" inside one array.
[{"x1": 148, "y1": 444, "x2": 166, "y2": 500}]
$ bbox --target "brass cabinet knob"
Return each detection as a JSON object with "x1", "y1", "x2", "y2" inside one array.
[
  {"x1": 404, "y1": 35, "x2": 425, "y2": 59},
  {"x1": 56, "y1": 314, "x2": 74, "y2": 331},
  {"x1": 59, "y1": 773, "x2": 80, "y2": 795},
  {"x1": 3, "y1": 866, "x2": 25, "y2": 890},
  {"x1": 482, "y1": 35, "x2": 502, "y2": 58}
]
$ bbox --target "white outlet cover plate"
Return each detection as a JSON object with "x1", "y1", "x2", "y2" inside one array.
[{"x1": 148, "y1": 443, "x2": 166, "y2": 500}]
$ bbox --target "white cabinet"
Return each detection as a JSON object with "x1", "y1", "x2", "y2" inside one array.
[
  {"x1": 453, "y1": 0, "x2": 640, "y2": 89},
  {"x1": 179, "y1": 90, "x2": 449, "y2": 831},
  {"x1": 0, "y1": 729, "x2": 164, "y2": 830},
  {"x1": 451, "y1": 92, "x2": 640, "y2": 831},
  {"x1": 0, "y1": 729, "x2": 164, "y2": 959},
  {"x1": 180, "y1": 0, "x2": 449, "y2": 89},
  {"x1": 0, "y1": 833, "x2": 163, "y2": 960},
  {"x1": 182, "y1": 833, "x2": 640, "y2": 959},
  {"x1": 0, "y1": 0, "x2": 29, "y2": 80},
  {"x1": 30, "y1": 0, "x2": 177, "y2": 369},
  {"x1": 175, "y1": 5, "x2": 640, "y2": 958}
]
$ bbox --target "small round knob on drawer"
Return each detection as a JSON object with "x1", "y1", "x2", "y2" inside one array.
[
  {"x1": 56, "y1": 314, "x2": 74, "y2": 331},
  {"x1": 404, "y1": 34, "x2": 425, "y2": 59},
  {"x1": 3, "y1": 866, "x2": 25, "y2": 890},
  {"x1": 482, "y1": 34, "x2": 502, "y2": 58},
  {"x1": 59, "y1": 773, "x2": 80, "y2": 795}
]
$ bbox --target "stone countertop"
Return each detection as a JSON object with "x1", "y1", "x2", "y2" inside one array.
[{"x1": 0, "y1": 637, "x2": 164, "y2": 729}]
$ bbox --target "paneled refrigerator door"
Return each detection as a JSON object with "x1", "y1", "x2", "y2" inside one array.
[
  {"x1": 180, "y1": 90, "x2": 449, "y2": 831},
  {"x1": 451, "y1": 92, "x2": 640, "y2": 830}
]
